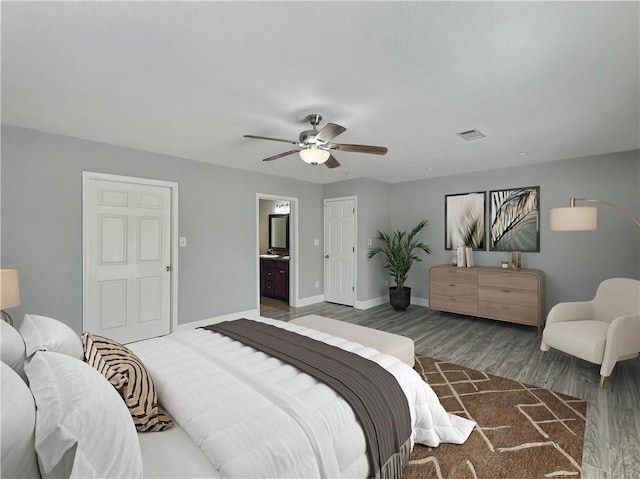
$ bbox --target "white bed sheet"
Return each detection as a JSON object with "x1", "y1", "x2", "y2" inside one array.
[
  {"x1": 139, "y1": 422, "x2": 220, "y2": 478},
  {"x1": 129, "y1": 317, "x2": 474, "y2": 478}
]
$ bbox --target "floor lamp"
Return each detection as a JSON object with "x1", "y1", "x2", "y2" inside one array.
[
  {"x1": 550, "y1": 197, "x2": 640, "y2": 231},
  {"x1": 549, "y1": 197, "x2": 639, "y2": 388},
  {"x1": 0, "y1": 269, "x2": 21, "y2": 326}
]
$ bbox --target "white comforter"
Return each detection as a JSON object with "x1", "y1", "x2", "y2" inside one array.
[{"x1": 129, "y1": 317, "x2": 474, "y2": 478}]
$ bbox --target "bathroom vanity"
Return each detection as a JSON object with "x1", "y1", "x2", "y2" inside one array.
[{"x1": 260, "y1": 257, "x2": 289, "y2": 302}]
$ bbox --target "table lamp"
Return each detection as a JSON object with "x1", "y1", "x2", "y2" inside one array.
[{"x1": 0, "y1": 269, "x2": 21, "y2": 326}]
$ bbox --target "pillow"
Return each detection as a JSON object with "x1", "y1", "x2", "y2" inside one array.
[
  {"x1": 82, "y1": 332, "x2": 173, "y2": 432},
  {"x1": 1, "y1": 362, "x2": 40, "y2": 479},
  {"x1": 19, "y1": 314, "x2": 83, "y2": 359},
  {"x1": 24, "y1": 351, "x2": 143, "y2": 479},
  {"x1": 1, "y1": 319, "x2": 27, "y2": 380}
]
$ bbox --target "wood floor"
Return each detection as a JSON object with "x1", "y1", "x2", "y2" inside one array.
[{"x1": 260, "y1": 301, "x2": 640, "y2": 479}]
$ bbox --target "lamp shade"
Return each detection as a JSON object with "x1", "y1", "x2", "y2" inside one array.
[
  {"x1": 299, "y1": 147, "x2": 330, "y2": 165},
  {"x1": 550, "y1": 206, "x2": 597, "y2": 231},
  {"x1": 0, "y1": 269, "x2": 20, "y2": 309}
]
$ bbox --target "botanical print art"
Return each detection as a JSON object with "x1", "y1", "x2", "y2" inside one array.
[
  {"x1": 490, "y1": 186, "x2": 540, "y2": 252},
  {"x1": 445, "y1": 192, "x2": 486, "y2": 250}
]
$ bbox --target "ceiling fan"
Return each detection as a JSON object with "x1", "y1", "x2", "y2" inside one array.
[{"x1": 243, "y1": 114, "x2": 388, "y2": 168}]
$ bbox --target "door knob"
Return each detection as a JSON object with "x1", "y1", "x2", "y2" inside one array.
[{"x1": 325, "y1": 255, "x2": 329, "y2": 259}]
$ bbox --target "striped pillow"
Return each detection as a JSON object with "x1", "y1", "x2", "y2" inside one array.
[{"x1": 81, "y1": 332, "x2": 173, "y2": 432}]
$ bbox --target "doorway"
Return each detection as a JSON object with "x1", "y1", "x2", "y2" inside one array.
[
  {"x1": 257, "y1": 194, "x2": 298, "y2": 315},
  {"x1": 82, "y1": 172, "x2": 178, "y2": 344}
]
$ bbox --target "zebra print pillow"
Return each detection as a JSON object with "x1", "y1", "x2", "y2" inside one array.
[{"x1": 81, "y1": 332, "x2": 173, "y2": 432}]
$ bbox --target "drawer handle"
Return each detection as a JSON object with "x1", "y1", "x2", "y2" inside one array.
[
  {"x1": 280, "y1": 270, "x2": 286, "y2": 274},
  {"x1": 449, "y1": 298, "x2": 456, "y2": 302},
  {"x1": 449, "y1": 269, "x2": 457, "y2": 273},
  {"x1": 502, "y1": 273, "x2": 511, "y2": 277},
  {"x1": 502, "y1": 304, "x2": 511, "y2": 309},
  {"x1": 502, "y1": 289, "x2": 511, "y2": 293},
  {"x1": 449, "y1": 283, "x2": 456, "y2": 287}
]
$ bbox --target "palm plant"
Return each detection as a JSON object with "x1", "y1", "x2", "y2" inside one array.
[{"x1": 367, "y1": 219, "x2": 431, "y2": 291}]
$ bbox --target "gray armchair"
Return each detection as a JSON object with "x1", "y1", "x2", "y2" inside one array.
[{"x1": 540, "y1": 278, "x2": 640, "y2": 388}]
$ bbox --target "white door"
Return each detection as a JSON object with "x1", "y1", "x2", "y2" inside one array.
[
  {"x1": 324, "y1": 198, "x2": 356, "y2": 306},
  {"x1": 83, "y1": 175, "x2": 172, "y2": 344}
]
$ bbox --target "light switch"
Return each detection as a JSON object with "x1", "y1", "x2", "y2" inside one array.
[
  {"x1": 313, "y1": 239, "x2": 319, "y2": 246},
  {"x1": 368, "y1": 239, "x2": 372, "y2": 246},
  {"x1": 179, "y1": 237, "x2": 187, "y2": 248}
]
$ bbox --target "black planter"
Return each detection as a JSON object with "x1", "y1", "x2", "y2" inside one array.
[{"x1": 389, "y1": 286, "x2": 411, "y2": 311}]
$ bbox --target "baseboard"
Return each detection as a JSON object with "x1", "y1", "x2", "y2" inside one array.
[
  {"x1": 354, "y1": 296, "x2": 429, "y2": 310},
  {"x1": 296, "y1": 294, "x2": 424, "y2": 310},
  {"x1": 173, "y1": 308, "x2": 260, "y2": 332},
  {"x1": 172, "y1": 296, "x2": 428, "y2": 331},
  {"x1": 412, "y1": 297, "x2": 429, "y2": 308},
  {"x1": 296, "y1": 294, "x2": 324, "y2": 307},
  {"x1": 354, "y1": 296, "x2": 388, "y2": 310}
]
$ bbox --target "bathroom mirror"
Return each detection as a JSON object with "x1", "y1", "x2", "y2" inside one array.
[{"x1": 269, "y1": 214, "x2": 289, "y2": 252}]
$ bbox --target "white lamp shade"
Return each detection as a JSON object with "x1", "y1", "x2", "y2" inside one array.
[
  {"x1": 0, "y1": 269, "x2": 21, "y2": 309},
  {"x1": 299, "y1": 147, "x2": 330, "y2": 165},
  {"x1": 550, "y1": 206, "x2": 597, "y2": 231}
]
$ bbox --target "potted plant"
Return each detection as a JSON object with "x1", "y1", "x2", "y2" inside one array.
[{"x1": 367, "y1": 219, "x2": 431, "y2": 311}]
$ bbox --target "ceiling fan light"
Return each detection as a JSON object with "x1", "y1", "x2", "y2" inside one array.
[{"x1": 299, "y1": 147, "x2": 330, "y2": 165}]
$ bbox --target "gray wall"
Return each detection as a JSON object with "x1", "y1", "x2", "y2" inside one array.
[
  {"x1": 389, "y1": 149, "x2": 640, "y2": 310},
  {"x1": 1, "y1": 126, "x2": 324, "y2": 332},
  {"x1": 323, "y1": 179, "x2": 392, "y2": 302},
  {"x1": 2, "y1": 125, "x2": 638, "y2": 333},
  {"x1": 323, "y1": 150, "x2": 639, "y2": 311}
]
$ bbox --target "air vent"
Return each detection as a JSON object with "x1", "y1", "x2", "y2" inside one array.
[{"x1": 457, "y1": 129, "x2": 486, "y2": 141}]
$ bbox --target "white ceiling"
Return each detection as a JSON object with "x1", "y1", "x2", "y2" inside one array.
[{"x1": 2, "y1": 1, "x2": 639, "y2": 184}]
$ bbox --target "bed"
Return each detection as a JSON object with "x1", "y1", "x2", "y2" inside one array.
[{"x1": 1, "y1": 314, "x2": 475, "y2": 479}]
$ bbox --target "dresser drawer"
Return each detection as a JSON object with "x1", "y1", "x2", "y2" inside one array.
[
  {"x1": 429, "y1": 265, "x2": 544, "y2": 329},
  {"x1": 430, "y1": 266, "x2": 478, "y2": 284},
  {"x1": 478, "y1": 301, "x2": 538, "y2": 325},
  {"x1": 430, "y1": 294, "x2": 478, "y2": 316},
  {"x1": 478, "y1": 271, "x2": 539, "y2": 291},
  {"x1": 430, "y1": 281, "x2": 477, "y2": 299},
  {"x1": 478, "y1": 286, "x2": 538, "y2": 308}
]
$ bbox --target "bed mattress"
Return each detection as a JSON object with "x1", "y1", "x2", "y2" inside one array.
[
  {"x1": 138, "y1": 422, "x2": 220, "y2": 478},
  {"x1": 128, "y1": 317, "x2": 474, "y2": 478}
]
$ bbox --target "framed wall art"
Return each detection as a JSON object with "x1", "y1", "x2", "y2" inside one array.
[
  {"x1": 445, "y1": 191, "x2": 486, "y2": 250},
  {"x1": 489, "y1": 186, "x2": 540, "y2": 252}
]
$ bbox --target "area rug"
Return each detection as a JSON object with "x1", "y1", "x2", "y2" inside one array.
[{"x1": 405, "y1": 356, "x2": 587, "y2": 479}]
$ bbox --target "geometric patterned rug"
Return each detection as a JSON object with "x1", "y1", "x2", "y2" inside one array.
[{"x1": 404, "y1": 356, "x2": 587, "y2": 479}]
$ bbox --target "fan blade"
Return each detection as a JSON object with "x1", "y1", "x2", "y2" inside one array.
[
  {"x1": 330, "y1": 143, "x2": 388, "y2": 155},
  {"x1": 315, "y1": 123, "x2": 346, "y2": 144},
  {"x1": 262, "y1": 150, "x2": 299, "y2": 162},
  {"x1": 244, "y1": 134, "x2": 298, "y2": 145},
  {"x1": 324, "y1": 155, "x2": 340, "y2": 169}
]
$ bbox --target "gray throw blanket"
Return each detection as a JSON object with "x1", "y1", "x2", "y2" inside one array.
[{"x1": 202, "y1": 319, "x2": 412, "y2": 479}]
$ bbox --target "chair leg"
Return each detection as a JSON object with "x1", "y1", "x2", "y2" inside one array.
[
  {"x1": 539, "y1": 350, "x2": 546, "y2": 361},
  {"x1": 599, "y1": 375, "x2": 607, "y2": 389}
]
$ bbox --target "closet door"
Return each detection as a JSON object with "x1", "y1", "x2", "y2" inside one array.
[
  {"x1": 83, "y1": 173, "x2": 174, "y2": 343},
  {"x1": 323, "y1": 197, "x2": 355, "y2": 306}
]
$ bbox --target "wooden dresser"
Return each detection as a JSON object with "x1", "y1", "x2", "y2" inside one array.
[{"x1": 429, "y1": 265, "x2": 545, "y2": 330}]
